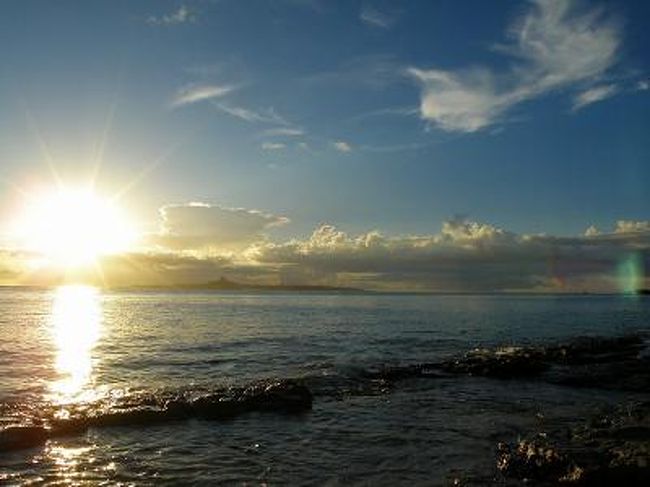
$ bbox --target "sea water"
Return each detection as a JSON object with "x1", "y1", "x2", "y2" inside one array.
[{"x1": 1, "y1": 287, "x2": 649, "y2": 484}]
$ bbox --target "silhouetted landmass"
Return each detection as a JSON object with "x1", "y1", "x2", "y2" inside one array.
[
  {"x1": 637, "y1": 288, "x2": 650, "y2": 295},
  {"x1": 123, "y1": 277, "x2": 367, "y2": 293}
]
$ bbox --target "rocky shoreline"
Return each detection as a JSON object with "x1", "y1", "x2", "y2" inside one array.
[{"x1": 1, "y1": 332, "x2": 649, "y2": 484}]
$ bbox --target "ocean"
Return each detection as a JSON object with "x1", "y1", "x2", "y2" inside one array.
[{"x1": 1, "y1": 287, "x2": 649, "y2": 485}]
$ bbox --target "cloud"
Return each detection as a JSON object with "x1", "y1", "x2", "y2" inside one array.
[
  {"x1": 251, "y1": 218, "x2": 650, "y2": 292},
  {"x1": 262, "y1": 127, "x2": 304, "y2": 137},
  {"x1": 410, "y1": 0, "x2": 622, "y2": 132},
  {"x1": 153, "y1": 203, "x2": 289, "y2": 251},
  {"x1": 172, "y1": 84, "x2": 236, "y2": 107},
  {"x1": 332, "y1": 141, "x2": 352, "y2": 152},
  {"x1": 148, "y1": 5, "x2": 196, "y2": 26},
  {"x1": 261, "y1": 142, "x2": 286, "y2": 150},
  {"x1": 2, "y1": 216, "x2": 649, "y2": 292},
  {"x1": 213, "y1": 103, "x2": 290, "y2": 125},
  {"x1": 572, "y1": 84, "x2": 619, "y2": 111},
  {"x1": 637, "y1": 80, "x2": 649, "y2": 91},
  {"x1": 615, "y1": 220, "x2": 650, "y2": 234},
  {"x1": 360, "y1": 5, "x2": 395, "y2": 29}
]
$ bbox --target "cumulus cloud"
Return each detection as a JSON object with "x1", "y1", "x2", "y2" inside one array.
[
  {"x1": 572, "y1": 84, "x2": 619, "y2": 111},
  {"x1": 172, "y1": 84, "x2": 236, "y2": 107},
  {"x1": 249, "y1": 218, "x2": 650, "y2": 292},
  {"x1": 3, "y1": 212, "x2": 649, "y2": 292},
  {"x1": 615, "y1": 220, "x2": 650, "y2": 234},
  {"x1": 410, "y1": 0, "x2": 622, "y2": 132},
  {"x1": 332, "y1": 141, "x2": 352, "y2": 152},
  {"x1": 153, "y1": 203, "x2": 289, "y2": 251},
  {"x1": 147, "y1": 5, "x2": 196, "y2": 26}
]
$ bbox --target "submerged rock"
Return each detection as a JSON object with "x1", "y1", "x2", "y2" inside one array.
[
  {"x1": 442, "y1": 346, "x2": 548, "y2": 378},
  {"x1": 496, "y1": 435, "x2": 578, "y2": 483},
  {"x1": 0, "y1": 426, "x2": 48, "y2": 452},
  {"x1": 0, "y1": 379, "x2": 313, "y2": 453},
  {"x1": 494, "y1": 402, "x2": 650, "y2": 485}
]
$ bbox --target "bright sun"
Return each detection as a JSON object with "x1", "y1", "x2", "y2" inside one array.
[{"x1": 13, "y1": 187, "x2": 137, "y2": 268}]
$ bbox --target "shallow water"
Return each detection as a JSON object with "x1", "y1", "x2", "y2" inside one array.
[{"x1": 1, "y1": 288, "x2": 649, "y2": 484}]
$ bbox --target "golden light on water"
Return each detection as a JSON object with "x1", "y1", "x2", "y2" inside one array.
[{"x1": 48, "y1": 285, "x2": 102, "y2": 404}]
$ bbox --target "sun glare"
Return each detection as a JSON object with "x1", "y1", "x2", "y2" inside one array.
[{"x1": 14, "y1": 187, "x2": 137, "y2": 268}]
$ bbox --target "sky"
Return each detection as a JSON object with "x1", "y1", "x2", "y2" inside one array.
[{"x1": 0, "y1": 0, "x2": 649, "y2": 292}]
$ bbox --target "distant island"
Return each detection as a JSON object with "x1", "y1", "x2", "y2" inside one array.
[
  {"x1": 121, "y1": 277, "x2": 367, "y2": 294},
  {"x1": 637, "y1": 289, "x2": 650, "y2": 295}
]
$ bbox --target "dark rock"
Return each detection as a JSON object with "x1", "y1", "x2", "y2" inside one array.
[
  {"x1": 546, "y1": 335, "x2": 645, "y2": 365},
  {"x1": 88, "y1": 407, "x2": 167, "y2": 428},
  {"x1": 496, "y1": 436, "x2": 579, "y2": 483},
  {"x1": 49, "y1": 417, "x2": 89, "y2": 437},
  {"x1": 495, "y1": 402, "x2": 650, "y2": 485},
  {"x1": 442, "y1": 346, "x2": 548, "y2": 379},
  {"x1": 191, "y1": 395, "x2": 243, "y2": 419},
  {"x1": 252, "y1": 380, "x2": 313, "y2": 413},
  {"x1": 0, "y1": 426, "x2": 48, "y2": 452}
]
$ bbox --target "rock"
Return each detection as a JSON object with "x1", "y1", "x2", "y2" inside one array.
[
  {"x1": 496, "y1": 436, "x2": 577, "y2": 482},
  {"x1": 253, "y1": 380, "x2": 313, "y2": 413},
  {"x1": 442, "y1": 346, "x2": 548, "y2": 379},
  {"x1": 0, "y1": 426, "x2": 48, "y2": 452},
  {"x1": 88, "y1": 407, "x2": 169, "y2": 428},
  {"x1": 495, "y1": 401, "x2": 650, "y2": 485}
]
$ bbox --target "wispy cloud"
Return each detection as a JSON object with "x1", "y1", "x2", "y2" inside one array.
[
  {"x1": 261, "y1": 142, "x2": 286, "y2": 151},
  {"x1": 332, "y1": 141, "x2": 352, "y2": 152},
  {"x1": 360, "y1": 5, "x2": 395, "y2": 29},
  {"x1": 303, "y1": 54, "x2": 402, "y2": 90},
  {"x1": 262, "y1": 127, "x2": 304, "y2": 137},
  {"x1": 572, "y1": 84, "x2": 619, "y2": 111},
  {"x1": 147, "y1": 5, "x2": 196, "y2": 26},
  {"x1": 172, "y1": 84, "x2": 236, "y2": 107},
  {"x1": 410, "y1": 0, "x2": 622, "y2": 132},
  {"x1": 637, "y1": 80, "x2": 649, "y2": 91},
  {"x1": 213, "y1": 103, "x2": 290, "y2": 125}
]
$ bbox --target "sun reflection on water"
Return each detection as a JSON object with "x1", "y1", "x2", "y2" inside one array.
[{"x1": 48, "y1": 285, "x2": 102, "y2": 404}]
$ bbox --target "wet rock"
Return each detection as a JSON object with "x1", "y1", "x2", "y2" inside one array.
[
  {"x1": 0, "y1": 426, "x2": 48, "y2": 452},
  {"x1": 192, "y1": 379, "x2": 313, "y2": 418},
  {"x1": 442, "y1": 346, "x2": 548, "y2": 379},
  {"x1": 496, "y1": 435, "x2": 577, "y2": 482},
  {"x1": 88, "y1": 406, "x2": 167, "y2": 428},
  {"x1": 250, "y1": 380, "x2": 313, "y2": 413},
  {"x1": 495, "y1": 402, "x2": 650, "y2": 485},
  {"x1": 191, "y1": 394, "x2": 243, "y2": 419},
  {"x1": 546, "y1": 335, "x2": 645, "y2": 365},
  {"x1": 49, "y1": 417, "x2": 89, "y2": 437}
]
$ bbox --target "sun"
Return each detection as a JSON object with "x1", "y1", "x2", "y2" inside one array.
[{"x1": 13, "y1": 187, "x2": 137, "y2": 268}]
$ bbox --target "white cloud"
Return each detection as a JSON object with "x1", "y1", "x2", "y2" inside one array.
[
  {"x1": 333, "y1": 141, "x2": 352, "y2": 152},
  {"x1": 584, "y1": 225, "x2": 600, "y2": 237},
  {"x1": 572, "y1": 84, "x2": 619, "y2": 111},
  {"x1": 262, "y1": 127, "x2": 304, "y2": 137},
  {"x1": 360, "y1": 5, "x2": 395, "y2": 29},
  {"x1": 148, "y1": 5, "x2": 196, "y2": 26},
  {"x1": 172, "y1": 84, "x2": 236, "y2": 107},
  {"x1": 213, "y1": 103, "x2": 290, "y2": 125},
  {"x1": 261, "y1": 142, "x2": 286, "y2": 150},
  {"x1": 154, "y1": 203, "x2": 289, "y2": 251},
  {"x1": 637, "y1": 80, "x2": 649, "y2": 91},
  {"x1": 410, "y1": 0, "x2": 622, "y2": 132},
  {"x1": 251, "y1": 217, "x2": 650, "y2": 292},
  {"x1": 615, "y1": 220, "x2": 650, "y2": 234}
]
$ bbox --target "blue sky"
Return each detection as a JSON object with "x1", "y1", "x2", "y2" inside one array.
[{"x1": 0, "y1": 0, "x2": 649, "y2": 290}]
